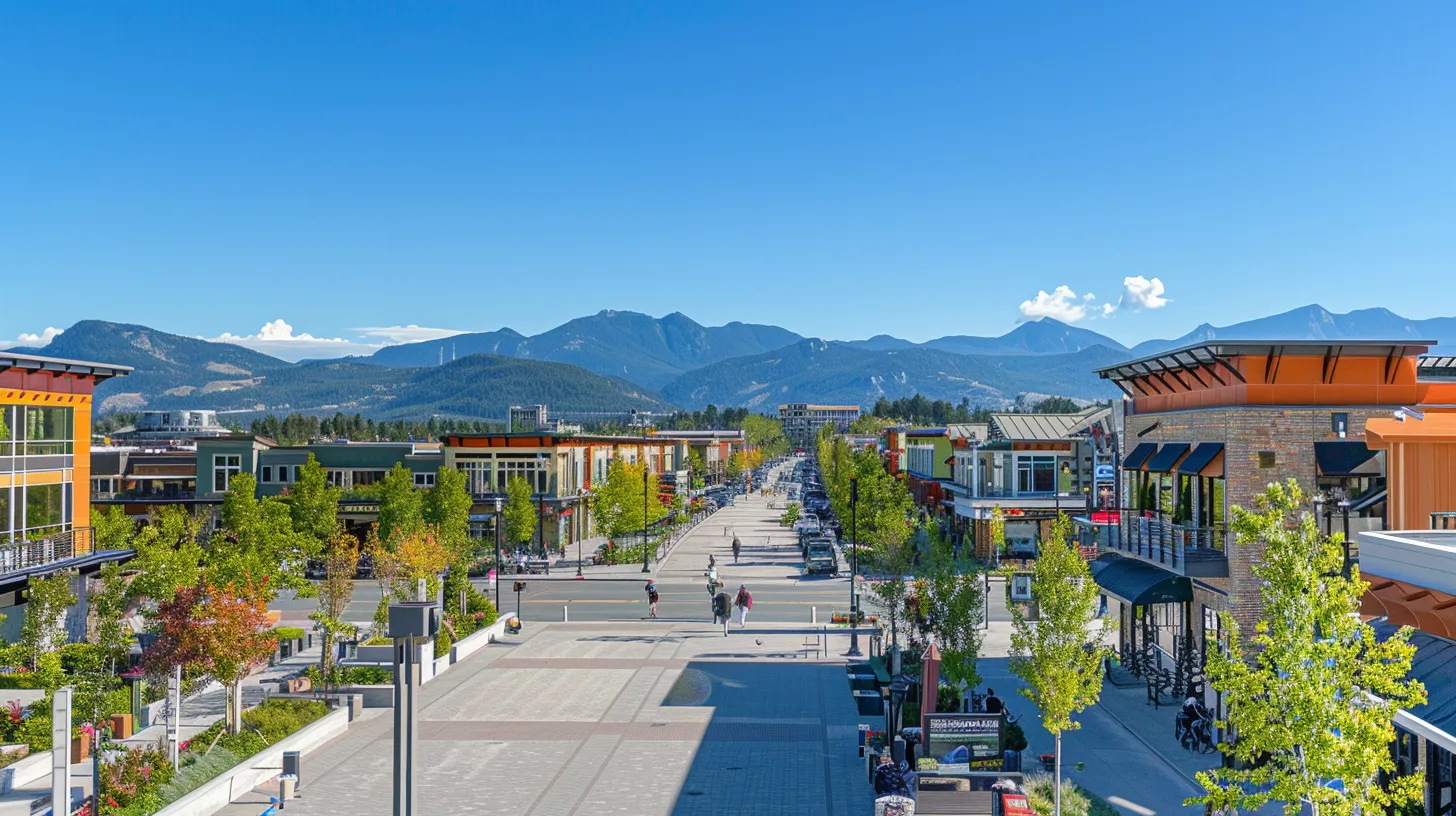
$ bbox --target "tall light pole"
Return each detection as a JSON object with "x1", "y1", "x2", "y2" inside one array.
[
  {"x1": 847, "y1": 473, "x2": 862, "y2": 657},
  {"x1": 493, "y1": 496, "x2": 503, "y2": 610},
  {"x1": 537, "y1": 453, "x2": 549, "y2": 575},
  {"x1": 576, "y1": 489, "x2": 588, "y2": 578},
  {"x1": 641, "y1": 423, "x2": 652, "y2": 574}
]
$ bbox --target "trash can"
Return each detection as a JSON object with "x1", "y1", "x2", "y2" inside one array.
[
  {"x1": 282, "y1": 750, "x2": 301, "y2": 782},
  {"x1": 279, "y1": 773, "x2": 298, "y2": 804}
]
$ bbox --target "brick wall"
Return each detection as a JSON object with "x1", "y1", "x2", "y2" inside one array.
[{"x1": 1125, "y1": 406, "x2": 1385, "y2": 636}]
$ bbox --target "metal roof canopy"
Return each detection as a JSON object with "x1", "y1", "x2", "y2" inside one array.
[
  {"x1": 1419, "y1": 356, "x2": 1456, "y2": 380},
  {"x1": 1314, "y1": 441, "x2": 1384, "y2": 477},
  {"x1": 0, "y1": 350, "x2": 133, "y2": 382},
  {"x1": 1095, "y1": 340, "x2": 1435, "y2": 397},
  {"x1": 1091, "y1": 554, "x2": 1192, "y2": 606}
]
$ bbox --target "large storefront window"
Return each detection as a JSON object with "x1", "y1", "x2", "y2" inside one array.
[
  {"x1": 497, "y1": 455, "x2": 547, "y2": 494},
  {"x1": 1016, "y1": 456, "x2": 1056, "y2": 494},
  {"x1": 0, "y1": 489, "x2": 9, "y2": 540},
  {"x1": 0, "y1": 405, "x2": 74, "y2": 456},
  {"x1": 24, "y1": 484, "x2": 65, "y2": 531},
  {"x1": 458, "y1": 460, "x2": 492, "y2": 497}
]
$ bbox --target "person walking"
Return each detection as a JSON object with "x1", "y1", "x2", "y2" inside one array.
[
  {"x1": 731, "y1": 536, "x2": 742, "y2": 563},
  {"x1": 734, "y1": 584, "x2": 753, "y2": 628},
  {"x1": 645, "y1": 580, "x2": 660, "y2": 619},
  {"x1": 712, "y1": 590, "x2": 731, "y2": 636}
]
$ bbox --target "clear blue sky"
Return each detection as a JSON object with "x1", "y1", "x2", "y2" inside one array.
[{"x1": 3, "y1": 3, "x2": 1453, "y2": 359}]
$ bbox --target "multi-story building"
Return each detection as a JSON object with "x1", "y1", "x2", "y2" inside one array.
[
  {"x1": 949, "y1": 410, "x2": 1111, "y2": 557},
  {"x1": 112, "y1": 409, "x2": 230, "y2": 442},
  {"x1": 91, "y1": 447, "x2": 198, "y2": 501},
  {"x1": 779, "y1": 403, "x2": 860, "y2": 446},
  {"x1": 1089, "y1": 340, "x2": 1456, "y2": 724},
  {"x1": 438, "y1": 431, "x2": 689, "y2": 552},
  {"x1": 648, "y1": 430, "x2": 745, "y2": 486},
  {"x1": 509, "y1": 404, "x2": 549, "y2": 433},
  {"x1": 1, "y1": 350, "x2": 132, "y2": 641}
]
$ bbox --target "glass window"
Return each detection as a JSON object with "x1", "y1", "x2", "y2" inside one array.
[
  {"x1": 213, "y1": 454, "x2": 242, "y2": 492},
  {"x1": 1016, "y1": 456, "x2": 1056, "y2": 494},
  {"x1": 293, "y1": 465, "x2": 302, "y2": 482},
  {"x1": 0, "y1": 488, "x2": 9, "y2": 536},
  {"x1": 458, "y1": 460, "x2": 491, "y2": 496},
  {"x1": 19, "y1": 406, "x2": 73, "y2": 455},
  {"x1": 352, "y1": 470, "x2": 387, "y2": 486},
  {"x1": 0, "y1": 406, "x2": 12, "y2": 456},
  {"x1": 23, "y1": 483, "x2": 64, "y2": 531},
  {"x1": 261, "y1": 466, "x2": 273, "y2": 483},
  {"x1": 414, "y1": 472, "x2": 436, "y2": 488},
  {"x1": 326, "y1": 470, "x2": 349, "y2": 487}
]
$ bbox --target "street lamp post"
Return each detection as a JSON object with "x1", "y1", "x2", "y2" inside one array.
[
  {"x1": 847, "y1": 474, "x2": 862, "y2": 657},
  {"x1": 641, "y1": 463, "x2": 651, "y2": 573},
  {"x1": 493, "y1": 497, "x2": 504, "y2": 610},
  {"x1": 577, "y1": 490, "x2": 589, "y2": 578},
  {"x1": 537, "y1": 453, "x2": 549, "y2": 576}
]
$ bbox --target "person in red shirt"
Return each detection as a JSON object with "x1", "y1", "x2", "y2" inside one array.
[{"x1": 734, "y1": 584, "x2": 753, "y2": 628}]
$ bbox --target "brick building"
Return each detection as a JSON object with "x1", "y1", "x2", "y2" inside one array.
[{"x1": 1088, "y1": 340, "x2": 1456, "y2": 722}]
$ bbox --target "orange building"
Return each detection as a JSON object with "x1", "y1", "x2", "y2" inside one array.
[
  {"x1": 1, "y1": 350, "x2": 131, "y2": 639},
  {"x1": 1364, "y1": 356, "x2": 1456, "y2": 530}
]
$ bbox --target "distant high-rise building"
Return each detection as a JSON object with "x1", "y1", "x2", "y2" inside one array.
[
  {"x1": 778, "y1": 403, "x2": 861, "y2": 445},
  {"x1": 510, "y1": 405, "x2": 549, "y2": 433}
]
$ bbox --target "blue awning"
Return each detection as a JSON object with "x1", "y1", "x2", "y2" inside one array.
[
  {"x1": 1314, "y1": 441, "x2": 1384, "y2": 478},
  {"x1": 1177, "y1": 443, "x2": 1225, "y2": 476},
  {"x1": 1122, "y1": 442, "x2": 1157, "y2": 470},
  {"x1": 1145, "y1": 443, "x2": 1191, "y2": 473}
]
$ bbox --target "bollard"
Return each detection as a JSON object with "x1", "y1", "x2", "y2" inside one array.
[
  {"x1": 811, "y1": 606, "x2": 817, "y2": 625},
  {"x1": 564, "y1": 605, "x2": 569, "y2": 623}
]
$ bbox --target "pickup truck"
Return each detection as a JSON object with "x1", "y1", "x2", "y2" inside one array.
[{"x1": 804, "y1": 542, "x2": 839, "y2": 576}]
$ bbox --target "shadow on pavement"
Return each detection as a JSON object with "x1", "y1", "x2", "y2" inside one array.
[{"x1": 661, "y1": 661, "x2": 875, "y2": 814}]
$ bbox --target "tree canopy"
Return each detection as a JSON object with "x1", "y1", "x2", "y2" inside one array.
[{"x1": 591, "y1": 459, "x2": 666, "y2": 541}]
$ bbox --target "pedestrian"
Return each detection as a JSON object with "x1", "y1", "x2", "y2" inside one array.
[
  {"x1": 712, "y1": 591, "x2": 731, "y2": 635},
  {"x1": 645, "y1": 580, "x2": 660, "y2": 618},
  {"x1": 708, "y1": 553, "x2": 716, "y2": 569},
  {"x1": 984, "y1": 687, "x2": 1003, "y2": 714},
  {"x1": 732, "y1": 537, "x2": 741, "y2": 563},
  {"x1": 734, "y1": 584, "x2": 753, "y2": 627}
]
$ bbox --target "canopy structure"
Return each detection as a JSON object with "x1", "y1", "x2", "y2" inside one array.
[
  {"x1": 1177, "y1": 442, "x2": 1225, "y2": 477},
  {"x1": 1091, "y1": 554, "x2": 1192, "y2": 606},
  {"x1": 1314, "y1": 441, "x2": 1384, "y2": 477},
  {"x1": 1145, "y1": 443, "x2": 1191, "y2": 474},
  {"x1": 1122, "y1": 442, "x2": 1157, "y2": 470}
]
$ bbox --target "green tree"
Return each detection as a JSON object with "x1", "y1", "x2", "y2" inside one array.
[
  {"x1": 207, "y1": 473, "x2": 316, "y2": 601},
  {"x1": 126, "y1": 505, "x2": 206, "y2": 604},
  {"x1": 376, "y1": 463, "x2": 424, "y2": 546},
  {"x1": 1189, "y1": 480, "x2": 1425, "y2": 816},
  {"x1": 867, "y1": 535, "x2": 916, "y2": 670},
  {"x1": 92, "y1": 505, "x2": 137, "y2": 551},
  {"x1": 920, "y1": 536, "x2": 986, "y2": 691},
  {"x1": 590, "y1": 459, "x2": 665, "y2": 541},
  {"x1": 91, "y1": 562, "x2": 132, "y2": 673},
  {"x1": 848, "y1": 414, "x2": 888, "y2": 435},
  {"x1": 311, "y1": 531, "x2": 360, "y2": 683},
  {"x1": 19, "y1": 572, "x2": 77, "y2": 669},
  {"x1": 502, "y1": 475, "x2": 538, "y2": 549},
  {"x1": 1009, "y1": 514, "x2": 1113, "y2": 816},
  {"x1": 424, "y1": 465, "x2": 473, "y2": 567},
  {"x1": 289, "y1": 454, "x2": 341, "y2": 547}
]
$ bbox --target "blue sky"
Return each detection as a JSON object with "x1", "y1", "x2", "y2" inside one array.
[{"x1": 3, "y1": 3, "x2": 1454, "y2": 360}]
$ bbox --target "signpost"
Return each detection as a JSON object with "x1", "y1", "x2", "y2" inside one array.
[{"x1": 923, "y1": 713, "x2": 1005, "y2": 773}]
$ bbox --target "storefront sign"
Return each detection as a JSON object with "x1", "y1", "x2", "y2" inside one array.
[
  {"x1": 1095, "y1": 464, "x2": 1114, "y2": 482},
  {"x1": 924, "y1": 713, "x2": 1003, "y2": 773}
]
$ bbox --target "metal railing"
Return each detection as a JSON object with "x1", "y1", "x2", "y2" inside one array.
[
  {"x1": 0, "y1": 526, "x2": 94, "y2": 573},
  {"x1": 974, "y1": 487, "x2": 1082, "y2": 500},
  {"x1": 1109, "y1": 509, "x2": 1227, "y2": 571},
  {"x1": 1433, "y1": 512, "x2": 1456, "y2": 530}
]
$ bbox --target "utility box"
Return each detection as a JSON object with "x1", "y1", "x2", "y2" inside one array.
[
  {"x1": 387, "y1": 602, "x2": 441, "y2": 640},
  {"x1": 282, "y1": 750, "x2": 301, "y2": 780}
]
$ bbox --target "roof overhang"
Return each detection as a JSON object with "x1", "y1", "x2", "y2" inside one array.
[
  {"x1": 0, "y1": 351, "x2": 132, "y2": 383},
  {"x1": 1096, "y1": 340, "x2": 1435, "y2": 394},
  {"x1": 1091, "y1": 554, "x2": 1192, "y2": 606}
]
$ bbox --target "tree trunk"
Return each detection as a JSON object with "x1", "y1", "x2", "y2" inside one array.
[{"x1": 1054, "y1": 730, "x2": 1062, "y2": 816}]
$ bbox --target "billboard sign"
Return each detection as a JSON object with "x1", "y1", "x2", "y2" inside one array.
[{"x1": 924, "y1": 713, "x2": 1003, "y2": 773}]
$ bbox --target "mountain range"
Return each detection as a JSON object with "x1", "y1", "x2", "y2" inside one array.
[{"x1": 9, "y1": 304, "x2": 1454, "y2": 418}]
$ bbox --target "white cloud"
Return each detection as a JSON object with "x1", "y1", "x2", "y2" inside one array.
[
  {"x1": 1019, "y1": 276, "x2": 1173, "y2": 324},
  {"x1": 1019, "y1": 286, "x2": 1089, "y2": 323},
  {"x1": 211, "y1": 319, "x2": 374, "y2": 361},
  {"x1": 1118, "y1": 275, "x2": 1170, "y2": 310},
  {"x1": 353, "y1": 325, "x2": 464, "y2": 345},
  {"x1": 0, "y1": 327, "x2": 64, "y2": 350}
]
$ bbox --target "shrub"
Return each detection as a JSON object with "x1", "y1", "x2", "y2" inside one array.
[
  {"x1": 341, "y1": 666, "x2": 392, "y2": 685},
  {"x1": 1022, "y1": 773, "x2": 1119, "y2": 816},
  {"x1": 936, "y1": 684, "x2": 961, "y2": 714},
  {"x1": 434, "y1": 628, "x2": 453, "y2": 659},
  {"x1": 57, "y1": 642, "x2": 109, "y2": 675},
  {"x1": 241, "y1": 698, "x2": 329, "y2": 743},
  {"x1": 1004, "y1": 720, "x2": 1029, "y2": 753},
  {"x1": 271, "y1": 626, "x2": 306, "y2": 641}
]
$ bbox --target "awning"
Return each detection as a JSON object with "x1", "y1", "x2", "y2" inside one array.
[
  {"x1": 1177, "y1": 443, "x2": 1225, "y2": 477},
  {"x1": 1315, "y1": 441, "x2": 1384, "y2": 478},
  {"x1": 1122, "y1": 442, "x2": 1157, "y2": 470},
  {"x1": 1145, "y1": 443, "x2": 1191, "y2": 473},
  {"x1": 1371, "y1": 621, "x2": 1456, "y2": 751},
  {"x1": 1090, "y1": 554, "x2": 1192, "y2": 606},
  {"x1": 1348, "y1": 488, "x2": 1387, "y2": 513}
]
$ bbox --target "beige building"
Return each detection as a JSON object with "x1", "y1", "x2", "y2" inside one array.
[{"x1": 778, "y1": 403, "x2": 860, "y2": 446}]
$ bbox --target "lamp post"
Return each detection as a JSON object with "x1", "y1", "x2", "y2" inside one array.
[
  {"x1": 1339, "y1": 498, "x2": 1352, "y2": 578},
  {"x1": 493, "y1": 496, "x2": 503, "y2": 610},
  {"x1": 848, "y1": 473, "x2": 862, "y2": 657},
  {"x1": 537, "y1": 453, "x2": 549, "y2": 575},
  {"x1": 641, "y1": 462, "x2": 651, "y2": 573},
  {"x1": 576, "y1": 489, "x2": 588, "y2": 578}
]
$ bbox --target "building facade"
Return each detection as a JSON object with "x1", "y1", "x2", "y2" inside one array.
[
  {"x1": 0, "y1": 350, "x2": 132, "y2": 641},
  {"x1": 1089, "y1": 340, "x2": 1456, "y2": 728},
  {"x1": 779, "y1": 403, "x2": 861, "y2": 446}
]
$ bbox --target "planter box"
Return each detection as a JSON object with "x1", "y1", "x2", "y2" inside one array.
[
  {"x1": 451, "y1": 618, "x2": 507, "y2": 663},
  {"x1": 110, "y1": 713, "x2": 134, "y2": 739},
  {"x1": 71, "y1": 732, "x2": 91, "y2": 763},
  {"x1": 354, "y1": 644, "x2": 394, "y2": 664},
  {"x1": 337, "y1": 684, "x2": 394, "y2": 708},
  {"x1": 152, "y1": 705, "x2": 350, "y2": 816}
]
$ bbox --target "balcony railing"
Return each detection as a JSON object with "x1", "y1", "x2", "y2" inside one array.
[
  {"x1": 1106, "y1": 509, "x2": 1229, "y2": 577},
  {"x1": 1433, "y1": 512, "x2": 1456, "y2": 531},
  {"x1": 0, "y1": 527, "x2": 94, "y2": 574},
  {"x1": 974, "y1": 487, "x2": 1081, "y2": 500}
]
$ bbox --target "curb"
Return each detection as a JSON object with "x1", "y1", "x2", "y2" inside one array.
[{"x1": 1094, "y1": 697, "x2": 1206, "y2": 790}]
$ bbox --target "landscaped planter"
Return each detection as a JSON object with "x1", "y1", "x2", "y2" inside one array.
[
  {"x1": 0, "y1": 751, "x2": 48, "y2": 795},
  {"x1": 354, "y1": 643, "x2": 394, "y2": 664},
  {"x1": 151, "y1": 705, "x2": 350, "y2": 816}
]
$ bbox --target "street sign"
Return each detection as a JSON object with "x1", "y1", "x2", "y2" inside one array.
[{"x1": 1094, "y1": 464, "x2": 1115, "y2": 482}]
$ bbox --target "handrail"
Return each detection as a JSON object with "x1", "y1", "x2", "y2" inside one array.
[
  {"x1": 0, "y1": 527, "x2": 94, "y2": 573},
  {"x1": 1107, "y1": 508, "x2": 1227, "y2": 569}
]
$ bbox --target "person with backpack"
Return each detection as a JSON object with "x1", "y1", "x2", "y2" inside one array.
[
  {"x1": 645, "y1": 580, "x2": 660, "y2": 619},
  {"x1": 732, "y1": 537, "x2": 742, "y2": 563},
  {"x1": 712, "y1": 591, "x2": 732, "y2": 636},
  {"x1": 734, "y1": 584, "x2": 753, "y2": 628}
]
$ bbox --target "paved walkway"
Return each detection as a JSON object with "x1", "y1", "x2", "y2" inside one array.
[{"x1": 211, "y1": 621, "x2": 877, "y2": 816}]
